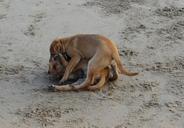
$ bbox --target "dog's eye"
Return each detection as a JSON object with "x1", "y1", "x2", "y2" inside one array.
[
  {"x1": 53, "y1": 55, "x2": 59, "y2": 61},
  {"x1": 53, "y1": 56, "x2": 57, "y2": 61}
]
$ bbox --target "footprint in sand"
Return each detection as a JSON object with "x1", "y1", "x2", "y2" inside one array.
[
  {"x1": 82, "y1": 0, "x2": 131, "y2": 15},
  {"x1": 24, "y1": 12, "x2": 46, "y2": 37},
  {"x1": 157, "y1": 20, "x2": 184, "y2": 41},
  {"x1": 24, "y1": 24, "x2": 36, "y2": 36},
  {"x1": 156, "y1": 6, "x2": 184, "y2": 18}
]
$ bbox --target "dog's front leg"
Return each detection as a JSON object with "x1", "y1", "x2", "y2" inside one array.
[
  {"x1": 59, "y1": 54, "x2": 81, "y2": 84},
  {"x1": 58, "y1": 53, "x2": 68, "y2": 67}
]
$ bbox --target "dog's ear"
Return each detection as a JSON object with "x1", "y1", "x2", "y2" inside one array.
[
  {"x1": 56, "y1": 42, "x2": 62, "y2": 53},
  {"x1": 50, "y1": 39, "x2": 58, "y2": 54},
  {"x1": 50, "y1": 39, "x2": 62, "y2": 53}
]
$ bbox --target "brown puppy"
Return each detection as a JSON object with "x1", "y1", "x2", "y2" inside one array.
[
  {"x1": 48, "y1": 53, "x2": 118, "y2": 91},
  {"x1": 49, "y1": 34, "x2": 138, "y2": 91}
]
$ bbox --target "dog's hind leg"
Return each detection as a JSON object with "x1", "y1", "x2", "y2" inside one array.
[
  {"x1": 51, "y1": 64, "x2": 105, "y2": 91},
  {"x1": 51, "y1": 71, "x2": 93, "y2": 91},
  {"x1": 51, "y1": 78, "x2": 91, "y2": 91},
  {"x1": 87, "y1": 68, "x2": 108, "y2": 91},
  {"x1": 57, "y1": 55, "x2": 100, "y2": 90},
  {"x1": 50, "y1": 68, "x2": 107, "y2": 91}
]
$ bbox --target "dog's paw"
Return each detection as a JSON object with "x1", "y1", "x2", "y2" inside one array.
[
  {"x1": 59, "y1": 81, "x2": 64, "y2": 85},
  {"x1": 59, "y1": 79, "x2": 69, "y2": 85},
  {"x1": 48, "y1": 85, "x2": 56, "y2": 92}
]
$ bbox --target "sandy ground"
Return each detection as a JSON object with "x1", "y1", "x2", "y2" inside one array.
[{"x1": 0, "y1": 0, "x2": 184, "y2": 127}]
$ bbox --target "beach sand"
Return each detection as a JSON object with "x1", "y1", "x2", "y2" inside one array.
[{"x1": 0, "y1": 0, "x2": 184, "y2": 127}]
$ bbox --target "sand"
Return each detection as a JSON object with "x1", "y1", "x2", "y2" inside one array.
[{"x1": 0, "y1": 0, "x2": 184, "y2": 127}]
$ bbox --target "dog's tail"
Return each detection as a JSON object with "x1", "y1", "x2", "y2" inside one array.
[{"x1": 112, "y1": 48, "x2": 138, "y2": 76}]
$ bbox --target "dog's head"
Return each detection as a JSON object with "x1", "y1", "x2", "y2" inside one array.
[
  {"x1": 48, "y1": 39, "x2": 64, "y2": 76},
  {"x1": 48, "y1": 39, "x2": 63, "y2": 76},
  {"x1": 48, "y1": 38, "x2": 71, "y2": 77},
  {"x1": 48, "y1": 54, "x2": 65, "y2": 77}
]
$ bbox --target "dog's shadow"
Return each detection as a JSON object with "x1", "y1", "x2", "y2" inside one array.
[{"x1": 30, "y1": 69, "x2": 85, "y2": 92}]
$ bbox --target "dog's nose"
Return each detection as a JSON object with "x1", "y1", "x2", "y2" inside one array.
[{"x1": 48, "y1": 71, "x2": 50, "y2": 74}]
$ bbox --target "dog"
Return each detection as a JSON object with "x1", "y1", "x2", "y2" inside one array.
[
  {"x1": 48, "y1": 53, "x2": 118, "y2": 91},
  {"x1": 49, "y1": 34, "x2": 138, "y2": 91}
]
